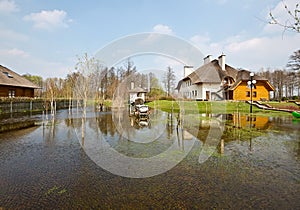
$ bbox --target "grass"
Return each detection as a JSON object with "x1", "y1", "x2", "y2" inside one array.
[
  {"x1": 262, "y1": 101, "x2": 300, "y2": 111},
  {"x1": 147, "y1": 100, "x2": 293, "y2": 116}
]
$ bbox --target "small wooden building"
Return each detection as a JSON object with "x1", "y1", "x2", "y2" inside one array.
[
  {"x1": 0, "y1": 65, "x2": 40, "y2": 98},
  {"x1": 227, "y1": 70, "x2": 275, "y2": 101}
]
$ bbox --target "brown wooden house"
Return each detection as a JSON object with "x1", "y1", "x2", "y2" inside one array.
[
  {"x1": 0, "y1": 65, "x2": 40, "y2": 98},
  {"x1": 227, "y1": 70, "x2": 275, "y2": 101}
]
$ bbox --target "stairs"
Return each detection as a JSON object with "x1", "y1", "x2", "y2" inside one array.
[{"x1": 247, "y1": 101, "x2": 293, "y2": 113}]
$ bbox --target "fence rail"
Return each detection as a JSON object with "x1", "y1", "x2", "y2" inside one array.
[{"x1": 0, "y1": 98, "x2": 80, "y2": 114}]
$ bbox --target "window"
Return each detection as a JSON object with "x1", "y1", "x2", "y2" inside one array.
[
  {"x1": 8, "y1": 90, "x2": 15, "y2": 98},
  {"x1": 3, "y1": 72, "x2": 13, "y2": 78},
  {"x1": 195, "y1": 90, "x2": 197, "y2": 97},
  {"x1": 246, "y1": 91, "x2": 250, "y2": 97},
  {"x1": 253, "y1": 91, "x2": 257, "y2": 97}
]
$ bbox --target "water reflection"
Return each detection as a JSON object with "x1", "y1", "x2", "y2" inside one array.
[
  {"x1": 37, "y1": 107, "x2": 300, "y2": 164},
  {"x1": 1, "y1": 108, "x2": 300, "y2": 209},
  {"x1": 69, "y1": 108, "x2": 197, "y2": 178},
  {"x1": 41, "y1": 108, "x2": 298, "y2": 161}
]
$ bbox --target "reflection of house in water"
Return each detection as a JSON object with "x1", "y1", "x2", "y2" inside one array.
[
  {"x1": 178, "y1": 113, "x2": 272, "y2": 154},
  {"x1": 177, "y1": 113, "x2": 225, "y2": 143},
  {"x1": 231, "y1": 114, "x2": 271, "y2": 130},
  {"x1": 130, "y1": 115, "x2": 150, "y2": 129}
]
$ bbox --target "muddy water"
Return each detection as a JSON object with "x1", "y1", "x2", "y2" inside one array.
[{"x1": 0, "y1": 109, "x2": 299, "y2": 209}]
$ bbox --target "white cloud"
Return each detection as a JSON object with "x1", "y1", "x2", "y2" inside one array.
[
  {"x1": 152, "y1": 24, "x2": 174, "y2": 35},
  {"x1": 190, "y1": 34, "x2": 212, "y2": 53},
  {"x1": 0, "y1": 48, "x2": 29, "y2": 58},
  {"x1": 225, "y1": 34, "x2": 300, "y2": 70},
  {"x1": 0, "y1": 0, "x2": 19, "y2": 14},
  {"x1": 190, "y1": 34, "x2": 211, "y2": 44},
  {"x1": 7, "y1": 48, "x2": 29, "y2": 57},
  {"x1": 190, "y1": 32, "x2": 300, "y2": 71},
  {"x1": 190, "y1": 34, "x2": 223, "y2": 56},
  {"x1": 23, "y1": 9, "x2": 72, "y2": 30},
  {"x1": 194, "y1": 1, "x2": 300, "y2": 64}
]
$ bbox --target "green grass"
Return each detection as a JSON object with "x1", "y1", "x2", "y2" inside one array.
[
  {"x1": 262, "y1": 101, "x2": 300, "y2": 110},
  {"x1": 147, "y1": 100, "x2": 292, "y2": 116}
]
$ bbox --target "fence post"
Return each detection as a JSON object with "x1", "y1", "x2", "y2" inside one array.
[{"x1": 10, "y1": 100, "x2": 13, "y2": 114}]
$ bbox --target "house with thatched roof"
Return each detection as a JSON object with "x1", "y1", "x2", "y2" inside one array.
[
  {"x1": 176, "y1": 54, "x2": 274, "y2": 101},
  {"x1": 0, "y1": 65, "x2": 40, "y2": 98}
]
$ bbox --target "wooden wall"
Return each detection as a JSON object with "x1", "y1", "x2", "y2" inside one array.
[
  {"x1": 0, "y1": 85, "x2": 35, "y2": 97},
  {"x1": 232, "y1": 81, "x2": 271, "y2": 101}
]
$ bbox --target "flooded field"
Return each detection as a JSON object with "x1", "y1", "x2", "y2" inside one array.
[{"x1": 0, "y1": 108, "x2": 299, "y2": 209}]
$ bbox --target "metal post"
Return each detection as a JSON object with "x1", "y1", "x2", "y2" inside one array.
[
  {"x1": 248, "y1": 72, "x2": 255, "y2": 114},
  {"x1": 250, "y1": 76, "x2": 253, "y2": 114}
]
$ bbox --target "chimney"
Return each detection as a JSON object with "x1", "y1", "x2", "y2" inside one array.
[
  {"x1": 218, "y1": 54, "x2": 226, "y2": 71},
  {"x1": 203, "y1": 55, "x2": 212, "y2": 64},
  {"x1": 184, "y1": 65, "x2": 194, "y2": 77},
  {"x1": 130, "y1": 81, "x2": 134, "y2": 90}
]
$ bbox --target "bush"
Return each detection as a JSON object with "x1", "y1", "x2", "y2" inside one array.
[{"x1": 158, "y1": 96, "x2": 176, "y2": 101}]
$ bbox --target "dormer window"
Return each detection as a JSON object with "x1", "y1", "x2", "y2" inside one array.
[{"x1": 3, "y1": 72, "x2": 13, "y2": 78}]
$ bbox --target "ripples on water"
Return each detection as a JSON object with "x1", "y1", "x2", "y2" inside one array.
[{"x1": 0, "y1": 109, "x2": 299, "y2": 209}]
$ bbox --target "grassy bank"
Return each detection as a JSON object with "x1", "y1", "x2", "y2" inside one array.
[{"x1": 147, "y1": 100, "x2": 293, "y2": 116}]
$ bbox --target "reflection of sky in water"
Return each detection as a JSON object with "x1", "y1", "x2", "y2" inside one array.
[
  {"x1": 76, "y1": 109, "x2": 197, "y2": 178},
  {"x1": 0, "y1": 109, "x2": 299, "y2": 209},
  {"x1": 113, "y1": 109, "x2": 167, "y2": 144}
]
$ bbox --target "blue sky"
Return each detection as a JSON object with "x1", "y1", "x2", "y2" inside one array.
[{"x1": 0, "y1": 0, "x2": 299, "y2": 79}]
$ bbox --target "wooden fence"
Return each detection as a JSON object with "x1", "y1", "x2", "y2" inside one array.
[{"x1": 0, "y1": 98, "x2": 78, "y2": 114}]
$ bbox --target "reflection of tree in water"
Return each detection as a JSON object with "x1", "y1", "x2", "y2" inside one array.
[
  {"x1": 166, "y1": 112, "x2": 174, "y2": 139},
  {"x1": 96, "y1": 113, "x2": 116, "y2": 136},
  {"x1": 42, "y1": 117, "x2": 57, "y2": 145}
]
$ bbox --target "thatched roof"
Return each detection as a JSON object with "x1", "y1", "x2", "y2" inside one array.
[
  {"x1": 229, "y1": 69, "x2": 275, "y2": 91},
  {"x1": 0, "y1": 65, "x2": 40, "y2": 89},
  {"x1": 128, "y1": 87, "x2": 148, "y2": 93},
  {"x1": 176, "y1": 59, "x2": 238, "y2": 89}
]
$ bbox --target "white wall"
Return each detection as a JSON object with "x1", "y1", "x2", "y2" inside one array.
[{"x1": 179, "y1": 81, "x2": 221, "y2": 100}]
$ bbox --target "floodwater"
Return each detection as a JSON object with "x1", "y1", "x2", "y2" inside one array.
[{"x1": 0, "y1": 108, "x2": 299, "y2": 209}]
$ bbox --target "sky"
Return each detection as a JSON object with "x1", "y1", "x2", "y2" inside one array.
[{"x1": 0, "y1": 0, "x2": 300, "y2": 80}]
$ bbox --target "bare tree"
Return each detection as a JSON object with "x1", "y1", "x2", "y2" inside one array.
[
  {"x1": 287, "y1": 49, "x2": 300, "y2": 71},
  {"x1": 64, "y1": 72, "x2": 80, "y2": 112},
  {"x1": 269, "y1": 2, "x2": 300, "y2": 33},
  {"x1": 287, "y1": 49, "x2": 300, "y2": 98},
  {"x1": 259, "y1": 66, "x2": 300, "y2": 100},
  {"x1": 163, "y1": 66, "x2": 176, "y2": 97},
  {"x1": 45, "y1": 77, "x2": 60, "y2": 116},
  {"x1": 74, "y1": 53, "x2": 100, "y2": 141},
  {"x1": 272, "y1": 69, "x2": 285, "y2": 101},
  {"x1": 123, "y1": 58, "x2": 136, "y2": 78}
]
